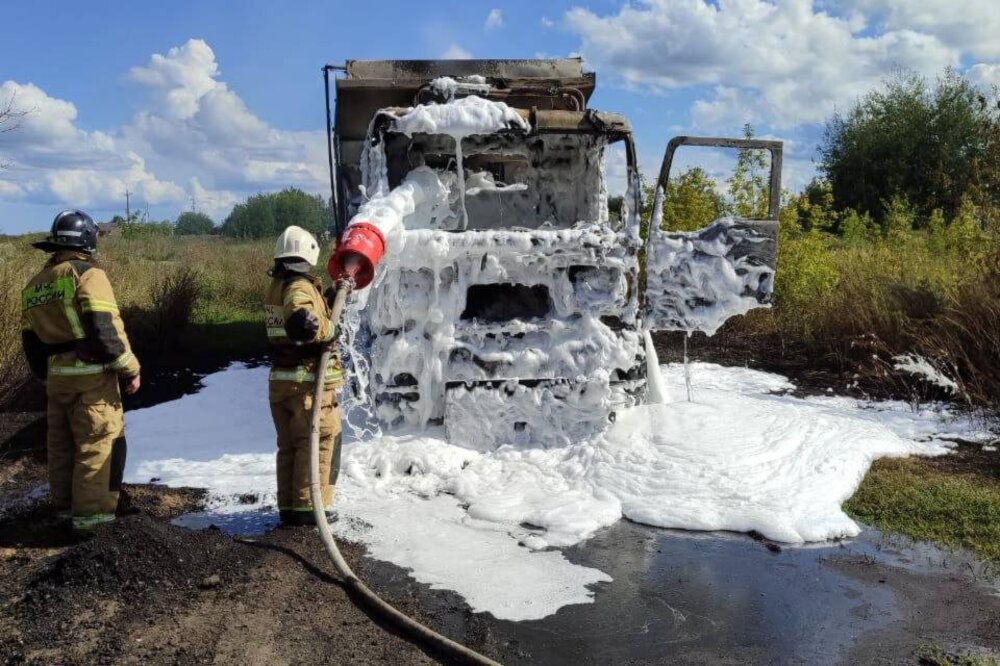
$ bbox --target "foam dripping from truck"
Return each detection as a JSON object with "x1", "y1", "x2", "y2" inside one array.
[
  {"x1": 334, "y1": 92, "x2": 782, "y2": 441},
  {"x1": 334, "y1": 94, "x2": 633, "y2": 441}
]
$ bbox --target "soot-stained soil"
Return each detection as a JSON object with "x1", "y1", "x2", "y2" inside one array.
[
  {"x1": 652, "y1": 329, "x2": 957, "y2": 403},
  {"x1": 831, "y1": 553, "x2": 1000, "y2": 665},
  {"x1": 0, "y1": 502, "x2": 457, "y2": 665},
  {"x1": 0, "y1": 412, "x2": 467, "y2": 665}
]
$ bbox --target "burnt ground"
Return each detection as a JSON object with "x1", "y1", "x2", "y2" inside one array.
[
  {"x1": 917, "y1": 439, "x2": 1000, "y2": 480},
  {"x1": 0, "y1": 361, "x2": 446, "y2": 665},
  {"x1": 652, "y1": 330, "x2": 853, "y2": 396},
  {"x1": 652, "y1": 329, "x2": 962, "y2": 403},
  {"x1": 0, "y1": 350, "x2": 997, "y2": 665},
  {"x1": 829, "y1": 552, "x2": 1000, "y2": 665},
  {"x1": 0, "y1": 484, "x2": 488, "y2": 666},
  {"x1": 0, "y1": 414, "x2": 500, "y2": 666}
]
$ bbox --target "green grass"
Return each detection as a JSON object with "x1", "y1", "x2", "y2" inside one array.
[
  {"x1": 914, "y1": 643, "x2": 1000, "y2": 666},
  {"x1": 845, "y1": 456, "x2": 1000, "y2": 564},
  {"x1": 0, "y1": 234, "x2": 275, "y2": 405}
]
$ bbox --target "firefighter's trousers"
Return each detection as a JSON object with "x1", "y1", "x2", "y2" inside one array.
[
  {"x1": 46, "y1": 372, "x2": 126, "y2": 530},
  {"x1": 269, "y1": 382, "x2": 342, "y2": 517}
]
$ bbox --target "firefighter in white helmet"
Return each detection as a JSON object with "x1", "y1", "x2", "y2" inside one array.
[{"x1": 264, "y1": 225, "x2": 344, "y2": 526}]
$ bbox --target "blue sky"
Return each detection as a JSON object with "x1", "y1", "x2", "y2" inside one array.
[{"x1": 2, "y1": 0, "x2": 998, "y2": 233}]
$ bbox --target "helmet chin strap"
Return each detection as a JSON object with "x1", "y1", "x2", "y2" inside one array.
[{"x1": 280, "y1": 259, "x2": 314, "y2": 274}]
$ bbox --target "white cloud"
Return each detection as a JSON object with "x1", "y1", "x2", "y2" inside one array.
[
  {"x1": 124, "y1": 39, "x2": 327, "y2": 193},
  {"x1": 968, "y1": 63, "x2": 1000, "y2": 90},
  {"x1": 189, "y1": 178, "x2": 242, "y2": 221},
  {"x1": 841, "y1": 0, "x2": 1000, "y2": 60},
  {"x1": 485, "y1": 8, "x2": 504, "y2": 30},
  {"x1": 603, "y1": 145, "x2": 629, "y2": 196},
  {"x1": 46, "y1": 152, "x2": 184, "y2": 208},
  {"x1": 0, "y1": 80, "x2": 183, "y2": 208},
  {"x1": 129, "y1": 39, "x2": 219, "y2": 120},
  {"x1": 564, "y1": 0, "x2": 959, "y2": 130},
  {"x1": 0, "y1": 39, "x2": 329, "y2": 221},
  {"x1": 541, "y1": 17, "x2": 555, "y2": 28},
  {"x1": 442, "y1": 44, "x2": 473, "y2": 60},
  {"x1": 0, "y1": 180, "x2": 25, "y2": 198}
]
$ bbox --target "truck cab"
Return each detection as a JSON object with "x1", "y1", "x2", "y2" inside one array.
[{"x1": 329, "y1": 59, "x2": 780, "y2": 448}]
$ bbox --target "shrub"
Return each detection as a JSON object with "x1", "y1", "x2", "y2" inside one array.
[
  {"x1": 840, "y1": 209, "x2": 876, "y2": 245},
  {"x1": 821, "y1": 69, "x2": 1000, "y2": 222},
  {"x1": 144, "y1": 267, "x2": 203, "y2": 352},
  {"x1": 222, "y1": 188, "x2": 331, "y2": 240},
  {"x1": 0, "y1": 248, "x2": 33, "y2": 407},
  {"x1": 657, "y1": 167, "x2": 727, "y2": 232},
  {"x1": 175, "y1": 211, "x2": 215, "y2": 236},
  {"x1": 120, "y1": 221, "x2": 174, "y2": 240},
  {"x1": 0, "y1": 235, "x2": 273, "y2": 409},
  {"x1": 913, "y1": 270, "x2": 1000, "y2": 408}
]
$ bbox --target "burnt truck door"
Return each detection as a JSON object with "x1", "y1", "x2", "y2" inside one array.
[{"x1": 642, "y1": 136, "x2": 783, "y2": 335}]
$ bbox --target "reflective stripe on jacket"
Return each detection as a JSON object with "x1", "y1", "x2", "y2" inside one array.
[
  {"x1": 264, "y1": 271, "x2": 344, "y2": 387},
  {"x1": 21, "y1": 251, "x2": 141, "y2": 385}
]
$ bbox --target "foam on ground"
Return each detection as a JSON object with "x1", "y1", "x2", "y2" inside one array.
[{"x1": 124, "y1": 361, "x2": 985, "y2": 621}]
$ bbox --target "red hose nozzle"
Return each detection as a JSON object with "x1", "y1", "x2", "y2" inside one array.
[{"x1": 328, "y1": 222, "x2": 385, "y2": 290}]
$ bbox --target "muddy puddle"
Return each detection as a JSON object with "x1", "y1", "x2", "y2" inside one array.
[
  {"x1": 172, "y1": 508, "x2": 279, "y2": 533},
  {"x1": 358, "y1": 519, "x2": 999, "y2": 664},
  {"x1": 170, "y1": 506, "x2": 998, "y2": 665},
  {"x1": 410, "y1": 519, "x2": 990, "y2": 665}
]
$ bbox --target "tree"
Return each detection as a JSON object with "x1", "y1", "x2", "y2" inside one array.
[
  {"x1": 222, "y1": 188, "x2": 330, "y2": 239},
  {"x1": 175, "y1": 211, "x2": 215, "y2": 235},
  {"x1": 657, "y1": 167, "x2": 726, "y2": 231},
  {"x1": 608, "y1": 195, "x2": 624, "y2": 223},
  {"x1": 781, "y1": 179, "x2": 839, "y2": 233},
  {"x1": 1, "y1": 90, "x2": 30, "y2": 170},
  {"x1": 820, "y1": 69, "x2": 1000, "y2": 224},
  {"x1": 728, "y1": 123, "x2": 770, "y2": 219}
]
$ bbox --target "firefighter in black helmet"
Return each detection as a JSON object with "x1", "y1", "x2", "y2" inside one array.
[{"x1": 21, "y1": 210, "x2": 141, "y2": 532}]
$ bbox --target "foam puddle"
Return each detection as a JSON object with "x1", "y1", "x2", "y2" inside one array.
[{"x1": 122, "y1": 361, "x2": 989, "y2": 621}]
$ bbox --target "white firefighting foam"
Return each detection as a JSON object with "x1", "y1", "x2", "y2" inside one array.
[
  {"x1": 120, "y1": 94, "x2": 989, "y2": 621},
  {"x1": 389, "y1": 95, "x2": 528, "y2": 229},
  {"x1": 893, "y1": 353, "x2": 960, "y2": 394},
  {"x1": 342, "y1": 96, "x2": 644, "y2": 446},
  {"x1": 429, "y1": 76, "x2": 493, "y2": 101},
  {"x1": 390, "y1": 94, "x2": 528, "y2": 140},
  {"x1": 644, "y1": 187, "x2": 776, "y2": 335},
  {"x1": 123, "y1": 361, "x2": 988, "y2": 621},
  {"x1": 364, "y1": 225, "x2": 642, "y2": 434},
  {"x1": 342, "y1": 92, "x2": 784, "y2": 449}
]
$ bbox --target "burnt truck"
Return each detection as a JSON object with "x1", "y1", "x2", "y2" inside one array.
[{"x1": 325, "y1": 59, "x2": 781, "y2": 448}]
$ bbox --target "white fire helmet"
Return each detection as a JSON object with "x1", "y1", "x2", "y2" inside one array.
[{"x1": 274, "y1": 225, "x2": 320, "y2": 266}]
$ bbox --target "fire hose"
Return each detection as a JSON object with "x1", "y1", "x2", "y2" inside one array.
[{"x1": 306, "y1": 279, "x2": 502, "y2": 666}]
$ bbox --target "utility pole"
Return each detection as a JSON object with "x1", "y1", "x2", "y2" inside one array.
[{"x1": 125, "y1": 187, "x2": 131, "y2": 222}]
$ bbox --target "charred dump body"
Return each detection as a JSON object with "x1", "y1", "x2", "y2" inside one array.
[{"x1": 328, "y1": 59, "x2": 781, "y2": 448}]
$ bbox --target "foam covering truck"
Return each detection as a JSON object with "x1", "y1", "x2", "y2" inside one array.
[{"x1": 327, "y1": 59, "x2": 782, "y2": 448}]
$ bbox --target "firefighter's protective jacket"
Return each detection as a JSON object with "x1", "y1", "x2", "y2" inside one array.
[
  {"x1": 264, "y1": 270, "x2": 344, "y2": 386},
  {"x1": 21, "y1": 251, "x2": 140, "y2": 388}
]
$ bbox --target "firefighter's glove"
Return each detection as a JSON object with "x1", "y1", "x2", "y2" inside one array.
[
  {"x1": 323, "y1": 285, "x2": 337, "y2": 308},
  {"x1": 286, "y1": 309, "x2": 321, "y2": 342}
]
